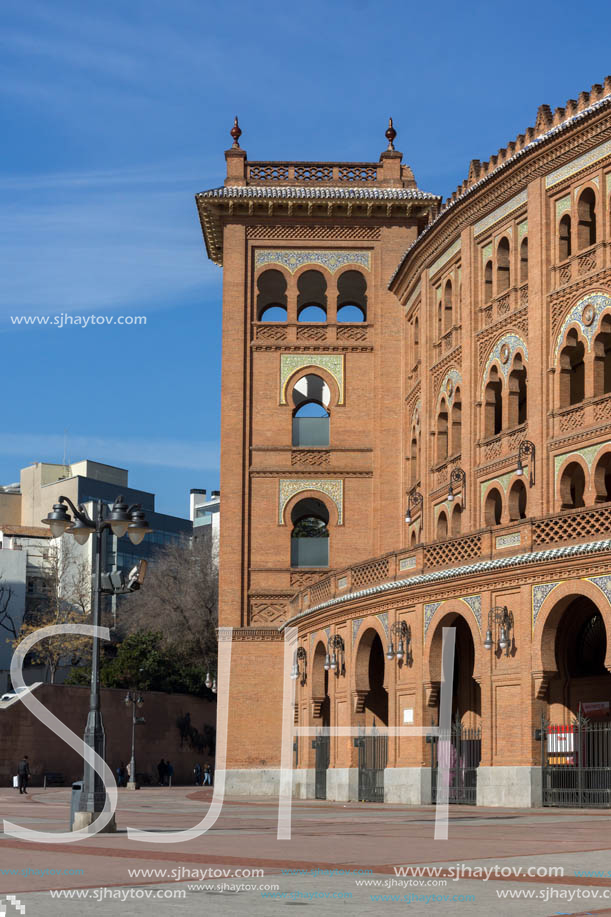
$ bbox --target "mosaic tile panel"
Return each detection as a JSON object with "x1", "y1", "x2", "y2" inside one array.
[
  {"x1": 280, "y1": 353, "x2": 344, "y2": 404},
  {"x1": 352, "y1": 618, "x2": 363, "y2": 646},
  {"x1": 279, "y1": 479, "x2": 343, "y2": 524},
  {"x1": 496, "y1": 226, "x2": 513, "y2": 242},
  {"x1": 545, "y1": 138, "x2": 611, "y2": 188},
  {"x1": 438, "y1": 368, "x2": 462, "y2": 407},
  {"x1": 424, "y1": 602, "x2": 442, "y2": 642},
  {"x1": 574, "y1": 176, "x2": 600, "y2": 197},
  {"x1": 480, "y1": 465, "x2": 529, "y2": 497},
  {"x1": 461, "y1": 595, "x2": 482, "y2": 631},
  {"x1": 474, "y1": 190, "x2": 528, "y2": 237},
  {"x1": 337, "y1": 576, "x2": 348, "y2": 590},
  {"x1": 556, "y1": 195, "x2": 571, "y2": 219},
  {"x1": 399, "y1": 556, "x2": 417, "y2": 571},
  {"x1": 554, "y1": 443, "x2": 608, "y2": 476},
  {"x1": 532, "y1": 582, "x2": 559, "y2": 630},
  {"x1": 482, "y1": 242, "x2": 493, "y2": 263},
  {"x1": 377, "y1": 612, "x2": 389, "y2": 641},
  {"x1": 588, "y1": 574, "x2": 611, "y2": 605},
  {"x1": 430, "y1": 238, "x2": 461, "y2": 278},
  {"x1": 518, "y1": 220, "x2": 528, "y2": 240},
  {"x1": 496, "y1": 532, "x2": 521, "y2": 549},
  {"x1": 255, "y1": 249, "x2": 371, "y2": 274},
  {"x1": 481, "y1": 334, "x2": 528, "y2": 396},
  {"x1": 553, "y1": 292, "x2": 611, "y2": 360}
]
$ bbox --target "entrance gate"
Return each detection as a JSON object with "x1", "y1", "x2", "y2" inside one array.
[
  {"x1": 355, "y1": 731, "x2": 388, "y2": 802},
  {"x1": 313, "y1": 734, "x2": 330, "y2": 800},
  {"x1": 430, "y1": 719, "x2": 481, "y2": 806},
  {"x1": 541, "y1": 718, "x2": 611, "y2": 808}
]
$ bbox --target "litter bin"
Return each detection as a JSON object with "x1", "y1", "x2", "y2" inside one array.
[{"x1": 70, "y1": 780, "x2": 84, "y2": 829}]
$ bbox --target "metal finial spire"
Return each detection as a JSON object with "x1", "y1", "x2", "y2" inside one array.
[
  {"x1": 385, "y1": 117, "x2": 397, "y2": 151},
  {"x1": 230, "y1": 116, "x2": 242, "y2": 149}
]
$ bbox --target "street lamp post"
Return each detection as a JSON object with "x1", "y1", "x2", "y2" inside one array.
[
  {"x1": 41, "y1": 495, "x2": 152, "y2": 831},
  {"x1": 124, "y1": 689, "x2": 144, "y2": 790}
]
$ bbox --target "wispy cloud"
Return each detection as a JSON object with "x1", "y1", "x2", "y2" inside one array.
[{"x1": 0, "y1": 433, "x2": 219, "y2": 472}]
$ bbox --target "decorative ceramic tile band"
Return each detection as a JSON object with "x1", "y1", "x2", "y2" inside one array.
[
  {"x1": 399, "y1": 556, "x2": 417, "y2": 571},
  {"x1": 255, "y1": 249, "x2": 371, "y2": 274},
  {"x1": 352, "y1": 618, "x2": 363, "y2": 646},
  {"x1": 496, "y1": 532, "x2": 521, "y2": 549},
  {"x1": 555, "y1": 195, "x2": 571, "y2": 219},
  {"x1": 553, "y1": 292, "x2": 611, "y2": 361},
  {"x1": 588, "y1": 574, "x2": 611, "y2": 606},
  {"x1": 482, "y1": 242, "x2": 493, "y2": 263},
  {"x1": 377, "y1": 612, "x2": 389, "y2": 641},
  {"x1": 574, "y1": 176, "x2": 600, "y2": 197},
  {"x1": 437, "y1": 368, "x2": 462, "y2": 407},
  {"x1": 481, "y1": 333, "x2": 528, "y2": 396},
  {"x1": 424, "y1": 594, "x2": 481, "y2": 642},
  {"x1": 554, "y1": 442, "x2": 608, "y2": 476},
  {"x1": 279, "y1": 478, "x2": 343, "y2": 525},
  {"x1": 474, "y1": 190, "x2": 528, "y2": 238},
  {"x1": 518, "y1": 220, "x2": 528, "y2": 240},
  {"x1": 480, "y1": 466, "x2": 528, "y2": 498},
  {"x1": 532, "y1": 582, "x2": 559, "y2": 630},
  {"x1": 424, "y1": 602, "x2": 442, "y2": 642},
  {"x1": 429, "y1": 238, "x2": 461, "y2": 279},
  {"x1": 337, "y1": 576, "x2": 348, "y2": 590},
  {"x1": 280, "y1": 353, "x2": 344, "y2": 404},
  {"x1": 545, "y1": 138, "x2": 611, "y2": 188}
]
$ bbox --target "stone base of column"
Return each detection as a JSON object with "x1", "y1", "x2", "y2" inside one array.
[
  {"x1": 384, "y1": 767, "x2": 432, "y2": 804},
  {"x1": 72, "y1": 811, "x2": 117, "y2": 833},
  {"x1": 293, "y1": 768, "x2": 315, "y2": 799},
  {"x1": 476, "y1": 766, "x2": 542, "y2": 807},
  {"x1": 126, "y1": 781, "x2": 139, "y2": 791},
  {"x1": 325, "y1": 767, "x2": 358, "y2": 802},
  {"x1": 218, "y1": 768, "x2": 281, "y2": 796}
]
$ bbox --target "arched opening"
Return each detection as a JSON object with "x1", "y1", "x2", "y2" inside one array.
[
  {"x1": 519, "y1": 237, "x2": 528, "y2": 283},
  {"x1": 451, "y1": 503, "x2": 462, "y2": 536},
  {"x1": 508, "y1": 479, "x2": 527, "y2": 521},
  {"x1": 559, "y1": 331, "x2": 585, "y2": 407},
  {"x1": 451, "y1": 389, "x2": 462, "y2": 456},
  {"x1": 410, "y1": 431, "x2": 419, "y2": 488},
  {"x1": 484, "y1": 488, "x2": 503, "y2": 526},
  {"x1": 496, "y1": 237, "x2": 510, "y2": 293},
  {"x1": 508, "y1": 354, "x2": 527, "y2": 427},
  {"x1": 593, "y1": 316, "x2": 611, "y2": 396},
  {"x1": 355, "y1": 628, "x2": 388, "y2": 726},
  {"x1": 429, "y1": 613, "x2": 480, "y2": 724},
  {"x1": 559, "y1": 214, "x2": 572, "y2": 261},
  {"x1": 437, "y1": 300, "x2": 443, "y2": 339},
  {"x1": 292, "y1": 374, "x2": 330, "y2": 447},
  {"x1": 549, "y1": 596, "x2": 611, "y2": 718},
  {"x1": 290, "y1": 498, "x2": 329, "y2": 568},
  {"x1": 410, "y1": 530, "x2": 418, "y2": 547},
  {"x1": 594, "y1": 452, "x2": 611, "y2": 503},
  {"x1": 336, "y1": 270, "x2": 367, "y2": 322},
  {"x1": 312, "y1": 641, "x2": 330, "y2": 727},
  {"x1": 436, "y1": 400, "x2": 449, "y2": 463},
  {"x1": 443, "y1": 279, "x2": 453, "y2": 331},
  {"x1": 257, "y1": 269, "x2": 288, "y2": 321},
  {"x1": 484, "y1": 260, "x2": 493, "y2": 303},
  {"x1": 297, "y1": 270, "x2": 327, "y2": 322},
  {"x1": 577, "y1": 188, "x2": 597, "y2": 250},
  {"x1": 437, "y1": 510, "x2": 448, "y2": 540},
  {"x1": 559, "y1": 462, "x2": 586, "y2": 509},
  {"x1": 414, "y1": 316, "x2": 419, "y2": 349},
  {"x1": 484, "y1": 365, "x2": 503, "y2": 437}
]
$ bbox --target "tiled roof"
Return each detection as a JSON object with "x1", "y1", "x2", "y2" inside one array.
[
  {"x1": 389, "y1": 92, "x2": 611, "y2": 287},
  {"x1": 282, "y1": 537, "x2": 611, "y2": 628},
  {"x1": 197, "y1": 185, "x2": 439, "y2": 202}
]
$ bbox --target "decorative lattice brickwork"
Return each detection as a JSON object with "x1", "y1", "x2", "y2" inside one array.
[
  {"x1": 291, "y1": 450, "x2": 330, "y2": 466},
  {"x1": 533, "y1": 505, "x2": 611, "y2": 547},
  {"x1": 310, "y1": 578, "x2": 333, "y2": 605},
  {"x1": 352, "y1": 558, "x2": 390, "y2": 588},
  {"x1": 249, "y1": 165, "x2": 289, "y2": 181},
  {"x1": 336, "y1": 325, "x2": 368, "y2": 341},
  {"x1": 290, "y1": 571, "x2": 321, "y2": 588},
  {"x1": 338, "y1": 166, "x2": 377, "y2": 182},
  {"x1": 293, "y1": 166, "x2": 333, "y2": 181},
  {"x1": 424, "y1": 534, "x2": 481, "y2": 568},
  {"x1": 255, "y1": 324, "x2": 288, "y2": 341},
  {"x1": 296, "y1": 326, "x2": 327, "y2": 342},
  {"x1": 593, "y1": 397, "x2": 611, "y2": 423},
  {"x1": 246, "y1": 225, "x2": 381, "y2": 241},
  {"x1": 558, "y1": 405, "x2": 586, "y2": 432},
  {"x1": 578, "y1": 249, "x2": 598, "y2": 275}
]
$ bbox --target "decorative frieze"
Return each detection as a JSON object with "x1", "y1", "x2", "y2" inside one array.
[
  {"x1": 545, "y1": 138, "x2": 611, "y2": 188},
  {"x1": 474, "y1": 190, "x2": 528, "y2": 237},
  {"x1": 280, "y1": 353, "x2": 344, "y2": 404},
  {"x1": 279, "y1": 478, "x2": 343, "y2": 524},
  {"x1": 553, "y1": 292, "x2": 611, "y2": 360},
  {"x1": 255, "y1": 249, "x2": 371, "y2": 274}
]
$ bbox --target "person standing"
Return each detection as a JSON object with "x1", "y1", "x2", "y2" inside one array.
[
  {"x1": 193, "y1": 763, "x2": 202, "y2": 786},
  {"x1": 17, "y1": 756, "x2": 30, "y2": 795},
  {"x1": 157, "y1": 759, "x2": 166, "y2": 785},
  {"x1": 203, "y1": 763, "x2": 212, "y2": 786},
  {"x1": 166, "y1": 760, "x2": 174, "y2": 786}
]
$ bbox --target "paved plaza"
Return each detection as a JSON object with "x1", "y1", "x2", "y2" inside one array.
[{"x1": 0, "y1": 788, "x2": 610, "y2": 915}]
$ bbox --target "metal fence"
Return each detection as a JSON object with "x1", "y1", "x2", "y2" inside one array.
[
  {"x1": 430, "y1": 719, "x2": 481, "y2": 806},
  {"x1": 313, "y1": 734, "x2": 330, "y2": 800},
  {"x1": 355, "y1": 730, "x2": 388, "y2": 803},
  {"x1": 541, "y1": 717, "x2": 611, "y2": 808}
]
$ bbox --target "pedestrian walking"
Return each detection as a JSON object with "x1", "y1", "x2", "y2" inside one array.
[
  {"x1": 193, "y1": 763, "x2": 202, "y2": 786},
  {"x1": 203, "y1": 763, "x2": 212, "y2": 786},
  {"x1": 116, "y1": 762, "x2": 127, "y2": 787},
  {"x1": 157, "y1": 759, "x2": 166, "y2": 785},
  {"x1": 17, "y1": 755, "x2": 30, "y2": 795}
]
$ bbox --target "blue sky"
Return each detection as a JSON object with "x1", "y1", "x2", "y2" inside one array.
[{"x1": 2, "y1": 0, "x2": 610, "y2": 517}]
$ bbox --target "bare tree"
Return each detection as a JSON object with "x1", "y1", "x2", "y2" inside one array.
[
  {"x1": 121, "y1": 537, "x2": 217, "y2": 666},
  {"x1": 0, "y1": 575, "x2": 17, "y2": 642},
  {"x1": 14, "y1": 540, "x2": 92, "y2": 683}
]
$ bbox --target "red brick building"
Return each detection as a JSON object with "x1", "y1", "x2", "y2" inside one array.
[{"x1": 197, "y1": 82, "x2": 611, "y2": 807}]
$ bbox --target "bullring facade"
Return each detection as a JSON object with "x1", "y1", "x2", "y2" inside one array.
[{"x1": 197, "y1": 82, "x2": 611, "y2": 806}]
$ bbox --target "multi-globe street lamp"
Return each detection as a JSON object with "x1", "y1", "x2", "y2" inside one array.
[{"x1": 42, "y1": 495, "x2": 152, "y2": 830}]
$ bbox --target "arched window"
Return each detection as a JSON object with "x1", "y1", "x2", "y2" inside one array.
[
  {"x1": 437, "y1": 510, "x2": 448, "y2": 540},
  {"x1": 436, "y1": 400, "x2": 448, "y2": 463},
  {"x1": 484, "y1": 260, "x2": 493, "y2": 303},
  {"x1": 577, "y1": 188, "x2": 596, "y2": 250},
  {"x1": 508, "y1": 479, "x2": 527, "y2": 521},
  {"x1": 559, "y1": 214, "x2": 572, "y2": 261},
  {"x1": 593, "y1": 316, "x2": 611, "y2": 397},
  {"x1": 443, "y1": 280, "x2": 453, "y2": 331},
  {"x1": 484, "y1": 366, "x2": 503, "y2": 437},
  {"x1": 508, "y1": 354, "x2": 527, "y2": 427},
  {"x1": 336, "y1": 270, "x2": 367, "y2": 322},
  {"x1": 290, "y1": 498, "x2": 329, "y2": 567},
  {"x1": 451, "y1": 388, "x2": 462, "y2": 456},
  {"x1": 437, "y1": 300, "x2": 443, "y2": 339},
  {"x1": 257, "y1": 269, "x2": 287, "y2": 322},
  {"x1": 559, "y1": 462, "x2": 586, "y2": 509},
  {"x1": 297, "y1": 270, "x2": 327, "y2": 322},
  {"x1": 496, "y1": 237, "x2": 510, "y2": 293},
  {"x1": 451, "y1": 503, "x2": 462, "y2": 537},
  {"x1": 410, "y1": 430, "x2": 420, "y2": 488},
  {"x1": 485, "y1": 488, "x2": 503, "y2": 526},
  {"x1": 520, "y1": 237, "x2": 528, "y2": 283},
  {"x1": 292, "y1": 374, "x2": 330, "y2": 447},
  {"x1": 559, "y1": 330, "x2": 585, "y2": 407},
  {"x1": 594, "y1": 452, "x2": 611, "y2": 503}
]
